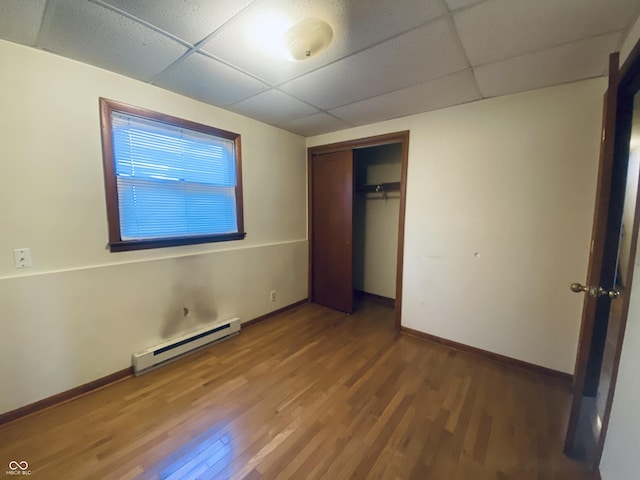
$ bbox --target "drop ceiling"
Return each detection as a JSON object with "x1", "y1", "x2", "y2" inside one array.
[{"x1": 1, "y1": 0, "x2": 638, "y2": 137}]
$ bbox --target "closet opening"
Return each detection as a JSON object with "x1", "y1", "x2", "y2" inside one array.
[
  {"x1": 307, "y1": 131, "x2": 409, "y2": 331},
  {"x1": 353, "y1": 143, "x2": 402, "y2": 310}
]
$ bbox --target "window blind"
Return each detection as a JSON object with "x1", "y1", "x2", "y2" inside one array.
[{"x1": 111, "y1": 111, "x2": 238, "y2": 240}]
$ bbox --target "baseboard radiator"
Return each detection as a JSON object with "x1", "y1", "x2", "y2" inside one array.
[{"x1": 132, "y1": 317, "x2": 241, "y2": 375}]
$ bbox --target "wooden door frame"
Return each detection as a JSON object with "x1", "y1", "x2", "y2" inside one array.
[
  {"x1": 307, "y1": 130, "x2": 410, "y2": 332},
  {"x1": 564, "y1": 53, "x2": 620, "y2": 454},
  {"x1": 592, "y1": 39, "x2": 640, "y2": 469},
  {"x1": 564, "y1": 39, "x2": 640, "y2": 471}
]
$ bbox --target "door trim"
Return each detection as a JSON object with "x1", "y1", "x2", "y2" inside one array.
[
  {"x1": 307, "y1": 130, "x2": 410, "y2": 332},
  {"x1": 564, "y1": 53, "x2": 620, "y2": 453},
  {"x1": 565, "y1": 39, "x2": 640, "y2": 471},
  {"x1": 591, "y1": 42, "x2": 640, "y2": 469}
]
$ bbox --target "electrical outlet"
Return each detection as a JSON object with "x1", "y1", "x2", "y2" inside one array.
[
  {"x1": 270, "y1": 290, "x2": 276, "y2": 303},
  {"x1": 13, "y1": 248, "x2": 32, "y2": 269}
]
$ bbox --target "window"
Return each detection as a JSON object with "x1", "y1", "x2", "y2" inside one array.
[{"x1": 99, "y1": 98, "x2": 245, "y2": 252}]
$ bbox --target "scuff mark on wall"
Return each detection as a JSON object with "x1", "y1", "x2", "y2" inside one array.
[{"x1": 161, "y1": 256, "x2": 218, "y2": 338}]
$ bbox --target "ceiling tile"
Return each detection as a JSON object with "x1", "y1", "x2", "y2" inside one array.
[
  {"x1": 154, "y1": 52, "x2": 268, "y2": 107},
  {"x1": 454, "y1": 0, "x2": 640, "y2": 66},
  {"x1": 227, "y1": 89, "x2": 317, "y2": 125},
  {"x1": 99, "y1": 0, "x2": 253, "y2": 45},
  {"x1": 444, "y1": 0, "x2": 485, "y2": 12},
  {"x1": 0, "y1": 0, "x2": 46, "y2": 46},
  {"x1": 279, "y1": 18, "x2": 469, "y2": 110},
  {"x1": 201, "y1": 0, "x2": 447, "y2": 85},
  {"x1": 277, "y1": 112, "x2": 353, "y2": 137},
  {"x1": 41, "y1": 0, "x2": 188, "y2": 81},
  {"x1": 1, "y1": 0, "x2": 633, "y2": 136},
  {"x1": 474, "y1": 33, "x2": 622, "y2": 98},
  {"x1": 330, "y1": 70, "x2": 481, "y2": 125}
]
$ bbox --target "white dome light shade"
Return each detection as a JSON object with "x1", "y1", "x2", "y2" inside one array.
[{"x1": 285, "y1": 18, "x2": 334, "y2": 61}]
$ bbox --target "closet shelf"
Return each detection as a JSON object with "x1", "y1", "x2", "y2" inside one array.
[{"x1": 355, "y1": 182, "x2": 401, "y2": 193}]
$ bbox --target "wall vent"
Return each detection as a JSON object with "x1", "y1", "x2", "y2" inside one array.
[{"x1": 132, "y1": 317, "x2": 240, "y2": 375}]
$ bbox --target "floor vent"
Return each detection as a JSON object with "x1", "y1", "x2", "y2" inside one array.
[{"x1": 132, "y1": 317, "x2": 240, "y2": 375}]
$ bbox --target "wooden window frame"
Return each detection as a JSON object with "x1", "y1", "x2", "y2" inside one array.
[{"x1": 99, "y1": 98, "x2": 245, "y2": 252}]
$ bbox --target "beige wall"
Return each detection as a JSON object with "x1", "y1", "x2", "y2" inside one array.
[
  {"x1": 0, "y1": 40, "x2": 308, "y2": 414},
  {"x1": 309, "y1": 78, "x2": 606, "y2": 373}
]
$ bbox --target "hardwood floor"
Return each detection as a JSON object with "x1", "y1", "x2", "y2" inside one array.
[{"x1": 0, "y1": 301, "x2": 591, "y2": 479}]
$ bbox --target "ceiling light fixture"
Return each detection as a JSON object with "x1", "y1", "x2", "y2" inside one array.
[{"x1": 285, "y1": 18, "x2": 334, "y2": 61}]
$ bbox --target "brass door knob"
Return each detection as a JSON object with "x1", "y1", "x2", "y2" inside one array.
[
  {"x1": 570, "y1": 282, "x2": 588, "y2": 293},
  {"x1": 570, "y1": 282, "x2": 620, "y2": 299},
  {"x1": 608, "y1": 289, "x2": 621, "y2": 299}
]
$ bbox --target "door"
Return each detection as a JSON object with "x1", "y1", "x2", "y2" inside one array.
[
  {"x1": 307, "y1": 131, "x2": 409, "y2": 328},
  {"x1": 311, "y1": 150, "x2": 354, "y2": 313},
  {"x1": 565, "y1": 51, "x2": 640, "y2": 469}
]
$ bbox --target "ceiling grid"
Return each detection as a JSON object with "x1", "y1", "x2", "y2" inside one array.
[{"x1": 0, "y1": 0, "x2": 638, "y2": 136}]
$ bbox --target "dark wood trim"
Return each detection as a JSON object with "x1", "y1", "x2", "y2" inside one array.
[
  {"x1": 98, "y1": 97, "x2": 245, "y2": 252},
  {"x1": 109, "y1": 232, "x2": 247, "y2": 252},
  {"x1": 307, "y1": 151, "x2": 314, "y2": 303},
  {"x1": 593, "y1": 197, "x2": 637, "y2": 467},
  {"x1": 307, "y1": 131, "x2": 411, "y2": 156},
  {"x1": 565, "y1": 53, "x2": 620, "y2": 453},
  {"x1": 354, "y1": 290, "x2": 395, "y2": 307},
  {"x1": 400, "y1": 326, "x2": 573, "y2": 385},
  {"x1": 592, "y1": 41, "x2": 640, "y2": 470},
  {"x1": 0, "y1": 367, "x2": 133, "y2": 426},
  {"x1": 99, "y1": 97, "x2": 121, "y2": 244},
  {"x1": 234, "y1": 134, "x2": 245, "y2": 235},
  {"x1": 99, "y1": 98, "x2": 241, "y2": 140},
  {"x1": 242, "y1": 299, "x2": 309, "y2": 329},
  {"x1": 307, "y1": 130, "x2": 409, "y2": 333},
  {"x1": 395, "y1": 132, "x2": 410, "y2": 333},
  {"x1": 593, "y1": 467, "x2": 602, "y2": 480}
]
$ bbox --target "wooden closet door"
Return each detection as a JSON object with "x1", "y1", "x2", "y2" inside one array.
[{"x1": 311, "y1": 150, "x2": 354, "y2": 313}]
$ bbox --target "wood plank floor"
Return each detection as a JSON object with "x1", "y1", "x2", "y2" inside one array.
[{"x1": 0, "y1": 301, "x2": 591, "y2": 480}]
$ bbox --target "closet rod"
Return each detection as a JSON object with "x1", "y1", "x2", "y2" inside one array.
[{"x1": 355, "y1": 181, "x2": 401, "y2": 193}]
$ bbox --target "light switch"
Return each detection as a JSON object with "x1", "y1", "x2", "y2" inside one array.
[{"x1": 13, "y1": 248, "x2": 32, "y2": 269}]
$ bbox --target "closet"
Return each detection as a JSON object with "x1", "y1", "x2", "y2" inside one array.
[
  {"x1": 308, "y1": 132, "x2": 407, "y2": 320},
  {"x1": 353, "y1": 144, "x2": 402, "y2": 306}
]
